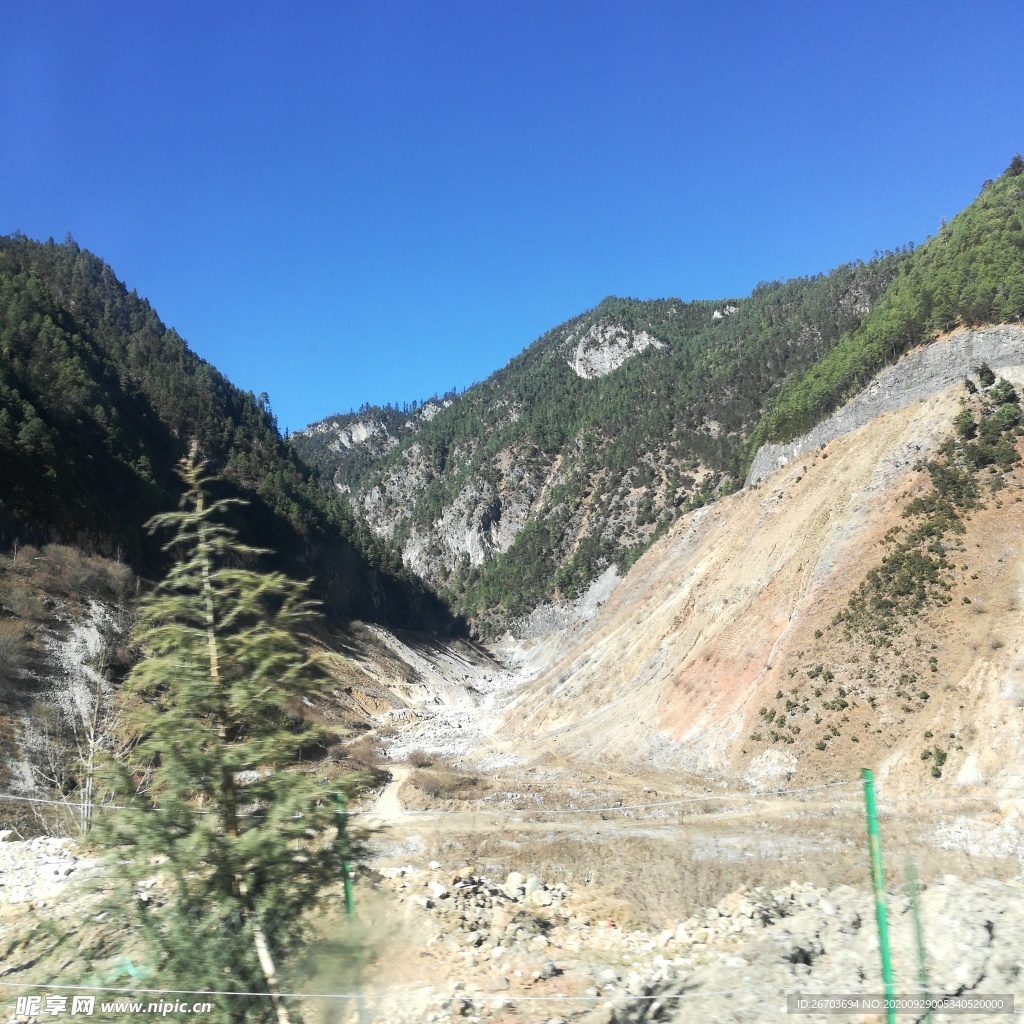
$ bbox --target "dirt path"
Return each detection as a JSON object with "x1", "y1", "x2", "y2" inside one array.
[{"x1": 367, "y1": 765, "x2": 410, "y2": 824}]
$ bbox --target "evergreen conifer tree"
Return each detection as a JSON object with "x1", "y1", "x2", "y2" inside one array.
[{"x1": 103, "y1": 445, "x2": 347, "y2": 1024}]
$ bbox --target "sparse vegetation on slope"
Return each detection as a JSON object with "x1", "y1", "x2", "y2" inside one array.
[
  {"x1": 838, "y1": 369, "x2": 1021, "y2": 639},
  {"x1": 743, "y1": 367, "x2": 1024, "y2": 772}
]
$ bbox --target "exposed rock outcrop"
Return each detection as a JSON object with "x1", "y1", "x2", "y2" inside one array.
[
  {"x1": 565, "y1": 322, "x2": 664, "y2": 379},
  {"x1": 747, "y1": 326, "x2": 1024, "y2": 485}
]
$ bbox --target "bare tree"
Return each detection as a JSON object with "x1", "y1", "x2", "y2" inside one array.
[{"x1": 33, "y1": 612, "x2": 129, "y2": 833}]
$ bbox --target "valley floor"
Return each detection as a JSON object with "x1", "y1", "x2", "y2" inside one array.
[
  {"x1": 2, "y1": 602, "x2": 1023, "y2": 1023},
  {"x1": 3, "y1": 751, "x2": 1022, "y2": 1024}
]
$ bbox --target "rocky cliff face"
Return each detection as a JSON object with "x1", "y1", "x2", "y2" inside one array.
[
  {"x1": 564, "y1": 320, "x2": 664, "y2": 379},
  {"x1": 748, "y1": 326, "x2": 1024, "y2": 484}
]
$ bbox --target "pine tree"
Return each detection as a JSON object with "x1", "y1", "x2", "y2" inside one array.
[{"x1": 103, "y1": 445, "x2": 347, "y2": 1024}]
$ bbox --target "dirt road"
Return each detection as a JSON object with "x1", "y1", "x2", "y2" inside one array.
[{"x1": 365, "y1": 765, "x2": 410, "y2": 825}]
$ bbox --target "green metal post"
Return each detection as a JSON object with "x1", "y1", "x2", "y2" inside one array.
[
  {"x1": 906, "y1": 857, "x2": 932, "y2": 1024},
  {"x1": 862, "y1": 769, "x2": 896, "y2": 1024},
  {"x1": 336, "y1": 793, "x2": 355, "y2": 917},
  {"x1": 336, "y1": 792, "x2": 370, "y2": 1024}
]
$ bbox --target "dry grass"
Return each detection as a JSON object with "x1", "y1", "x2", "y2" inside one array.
[
  {"x1": 3, "y1": 543, "x2": 134, "y2": 607},
  {"x1": 341, "y1": 734, "x2": 386, "y2": 768},
  {"x1": 412, "y1": 761, "x2": 489, "y2": 802},
  {"x1": 412, "y1": 801, "x2": 1021, "y2": 931},
  {"x1": 0, "y1": 617, "x2": 25, "y2": 677}
]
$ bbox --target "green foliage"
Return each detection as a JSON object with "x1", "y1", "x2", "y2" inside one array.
[
  {"x1": 954, "y1": 404, "x2": 977, "y2": 439},
  {"x1": 0, "y1": 234, "x2": 451, "y2": 629},
  {"x1": 746, "y1": 165, "x2": 1024, "y2": 459},
  {"x1": 974, "y1": 361, "x2": 997, "y2": 387},
  {"x1": 98, "y1": 454, "x2": 350, "y2": 1021},
  {"x1": 988, "y1": 376, "x2": 1020, "y2": 405},
  {"x1": 929, "y1": 745, "x2": 949, "y2": 778}
]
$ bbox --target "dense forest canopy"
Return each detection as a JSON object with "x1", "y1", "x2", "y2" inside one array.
[{"x1": 0, "y1": 234, "x2": 454, "y2": 629}]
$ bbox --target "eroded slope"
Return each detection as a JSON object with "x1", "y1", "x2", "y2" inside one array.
[{"x1": 502, "y1": 331, "x2": 1024, "y2": 794}]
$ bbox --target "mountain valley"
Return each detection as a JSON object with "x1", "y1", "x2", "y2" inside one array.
[
  {"x1": 4, "y1": 161, "x2": 1024, "y2": 1022},
  {"x1": 296, "y1": 163, "x2": 1024, "y2": 642}
]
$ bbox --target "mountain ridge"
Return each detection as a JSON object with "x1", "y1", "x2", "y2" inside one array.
[
  {"x1": 295, "y1": 261, "x2": 905, "y2": 633},
  {"x1": 0, "y1": 234, "x2": 454, "y2": 629},
  {"x1": 296, "y1": 159, "x2": 1024, "y2": 635}
]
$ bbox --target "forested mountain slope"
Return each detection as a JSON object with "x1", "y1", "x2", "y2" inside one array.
[
  {"x1": 297, "y1": 159, "x2": 1024, "y2": 636},
  {"x1": 0, "y1": 235, "x2": 453, "y2": 628},
  {"x1": 745, "y1": 158, "x2": 1024, "y2": 457},
  {"x1": 297, "y1": 256, "x2": 904, "y2": 632}
]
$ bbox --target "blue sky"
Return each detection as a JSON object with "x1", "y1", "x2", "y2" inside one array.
[{"x1": 2, "y1": 2, "x2": 1023, "y2": 432}]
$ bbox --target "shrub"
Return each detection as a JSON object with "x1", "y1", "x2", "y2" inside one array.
[
  {"x1": 989, "y1": 377, "x2": 1019, "y2": 405},
  {"x1": 974, "y1": 362, "x2": 996, "y2": 388},
  {"x1": 416, "y1": 762, "x2": 485, "y2": 800},
  {"x1": 0, "y1": 618, "x2": 25, "y2": 683},
  {"x1": 345, "y1": 734, "x2": 383, "y2": 767}
]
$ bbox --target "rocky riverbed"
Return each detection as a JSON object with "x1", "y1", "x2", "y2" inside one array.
[{"x1": 360, "y1": 859, "x2": 1024, "y2": 1023}]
